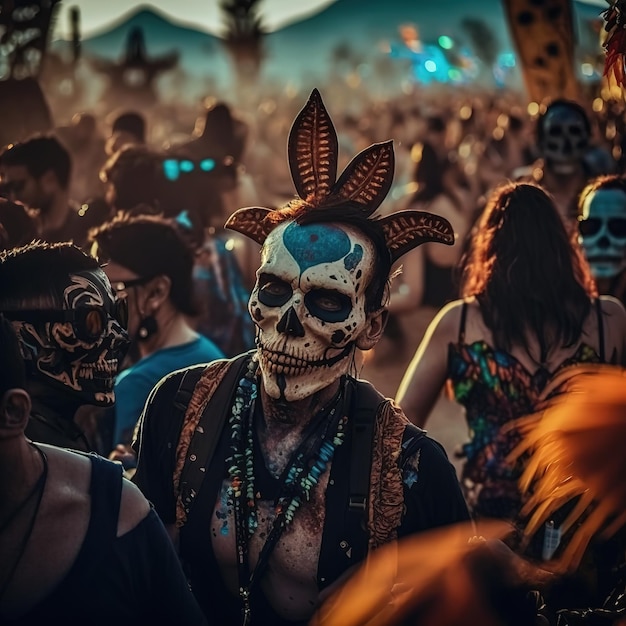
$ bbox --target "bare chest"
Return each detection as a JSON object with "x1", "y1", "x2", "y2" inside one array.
[{"x1": 210, "y1": 469, "x2": 330, "y2": 621}]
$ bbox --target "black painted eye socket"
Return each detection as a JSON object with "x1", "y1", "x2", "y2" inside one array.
[
  {"x1": 305, "y1": 289, "x2": 352, "y2": 322},
  {"x1": 258, "y1": 274, "x2": 292, "y2": 307},
  {"x1": 579, "y1": 217, "x2": 601, "y2": 237},
  {"x1": 609, "y1": 217, "x2": 626, "y2": 238}
]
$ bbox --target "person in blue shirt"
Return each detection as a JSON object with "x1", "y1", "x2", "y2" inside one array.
[{"x1": 89, "y1": 212, "x2": 224, "y2": 453}]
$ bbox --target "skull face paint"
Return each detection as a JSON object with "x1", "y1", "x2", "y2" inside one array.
[
  {"x1": 250, "y1": 220, "x2": 376, "y2": 402},
  {"x1": 12, "y1": 268, "x2": 129, "y2": 406},
  {"x1": 539, "y1": 104, "x2": 589, "y2": 175},
  {"x1": 579, "y1": 188, "x2": 626, "y2": 280}
]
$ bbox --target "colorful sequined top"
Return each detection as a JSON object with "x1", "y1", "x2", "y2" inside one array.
[{"x1": 447, "y1": 300, "x2": 605, "y2": 521}]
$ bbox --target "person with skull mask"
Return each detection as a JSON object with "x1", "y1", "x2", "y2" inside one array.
[
  {"x1": 132, "y1": 89, "x2": 471, "y2": 626},
  {"x1": 0, "y1": 316, "x2": 207, "y2": 625},
  {"x1": 578, "y1": 175, "x2": 626, "y2": 306},
  {"x1": 518, "y1": 99, "x2": 615, "y2": 232},
  {"x1": 0, "y1": 241, "x2": 130, "y2": 452}
]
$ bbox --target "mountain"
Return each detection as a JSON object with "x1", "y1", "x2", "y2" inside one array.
[
  {"x1": 52, "y1": 5, "x2": 231, "y2": 84},
  {"x1": 79, "y1": 6, "x2": 221, "y2": 58}
]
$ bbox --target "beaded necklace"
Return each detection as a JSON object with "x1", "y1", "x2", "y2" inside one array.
[{"x1": 226, "y1": 355, "x2": 348, "y2": 625}]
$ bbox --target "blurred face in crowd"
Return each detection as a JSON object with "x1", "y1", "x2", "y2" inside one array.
[
  {"x1": 1, "y1": 164, "x2": 52, "y2": 213},
  {"x1": 102, "y1": 262, "x2": 150, "y2": 341}
]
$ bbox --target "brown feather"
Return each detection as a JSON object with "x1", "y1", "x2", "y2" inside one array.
[
  {"x1": 378, "y1": 210, "x2": 455, "y2": 264},
  {"x1": 287, "y1": 88, "x2": 338, "y2": 204},
  {"x1": 326, "y1": 141, "x2": 394, "y2": 215},
  {"x1": 224, "y1": 207, "x2": 273, "y2": 245}
]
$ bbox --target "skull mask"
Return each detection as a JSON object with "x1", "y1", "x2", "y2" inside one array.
[
  {"x1": 579, "y1": 188, "x2": 626, "y2": 280},
  {"x1": 539, "y1": 104, "x2": 589, "y2": 175},
  {"x1": 10, "y1": 268, "x2": 129, "y2": 406},
  {"x1": 250, "y1": 220, "x2": 377, "y2": 402}
]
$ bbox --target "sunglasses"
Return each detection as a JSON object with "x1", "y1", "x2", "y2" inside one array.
[
  {"x1": 578, "y1": 217, "x2": 626, "y2": 239},
  {"x1": 2, "y1": 302, "x2": 128, "y2": 341},
  {"x1": 110, "y1": 276, "x2": 154, "y2": 296}
]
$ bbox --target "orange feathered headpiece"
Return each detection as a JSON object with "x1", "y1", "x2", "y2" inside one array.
[
  {"x1": 225, "y1": 89, "x2": 454, "y2": 264},
  {"x1": 310, "y1": 520, "x2": 545, "y2": 626},
  {"x1": 509, "y1": 364, "x2": 626, "y2": 571}
]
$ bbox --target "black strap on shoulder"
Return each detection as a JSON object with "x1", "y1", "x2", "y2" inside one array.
[
  {"x1": 178, "y1": 352, "x2": 252, "y2": 522},
  {"x1": 342, "y1": 380, "x2": 426, "y2": 565},
  {"x1": 347, "y1": 379, "x2": 385, "y2": 514},
  {"x1": 318, "y1": 381, "x2": 427, "y2": 588},
  {"x1": 173, "y1": 368, "x2": 201, "y2": 415},
  {"x1": 596, "y1": 298, "x2": 606, "y2": 363},
  {"x1": 458, "y1": 300, "x2": 468, "y2": 344},
  {"x1": 55, "y1": 454, "x2": 124, "y2": 586}
]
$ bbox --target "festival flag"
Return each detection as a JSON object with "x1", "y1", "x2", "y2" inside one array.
[{"x1": 503, "y1": 0, "x2": 579, "y2": 103}]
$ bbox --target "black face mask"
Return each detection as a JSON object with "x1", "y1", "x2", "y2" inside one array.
[{"x1": 3, "y1": 269, "x2": 130, "y2": 407}]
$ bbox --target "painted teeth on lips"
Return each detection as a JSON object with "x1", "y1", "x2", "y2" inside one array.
[
  {"x1": 264, "y1": 351, "x2": 308, "y2": 376},
  {"x1": 78, "y1": 359, "x2": 118, "y2": 379}
]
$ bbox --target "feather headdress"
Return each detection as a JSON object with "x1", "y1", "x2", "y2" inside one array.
[
  {"x1": 225, "y1": 89, "x2": 454, "y2": 264},
  {"x1": 310, "y1": 520, "x2": 545, "y2": 626},
  {"x1": 508, "y1": 365, "x2": 626, "y2": 571}
]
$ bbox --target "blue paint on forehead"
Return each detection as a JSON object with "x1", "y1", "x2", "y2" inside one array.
[
  {"x1": 283, "y1": 222, "x2": 352, "y2": 272},
  {"x1": 344, "y1": 245, "x2": 363, "y2": 271}
]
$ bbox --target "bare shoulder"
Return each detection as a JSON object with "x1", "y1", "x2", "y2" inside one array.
[
  {"x1": 429, "y1": 298, "x2": 470, "y2": 336},
  {"x1": 117, "y1": 477, "x2": 151, "y2": 537},
  {"x1": 39, "y1": 444, "x2": 91, "y2": 493}
]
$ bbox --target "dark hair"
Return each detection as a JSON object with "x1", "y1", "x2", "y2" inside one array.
[
  {"x1": 196, "y1": 101, "x2": 247, "y2": 163},
  {"x1": 90, "y1": 213, "x2": 198, "y2": 316},
  {"x1": 111, "y1": 111, "x2": 146, "y2": 143},
  {"x1": 409, "y1": 142, "x2": 447, "y2": 205},
  {"x1": 426, "y1": 115, "x2": 446, "y2": 134},
  {"x1": 536, "y1": 99, "x2": 591, "y2": 145},
  {"x1": 100, "y1": 144, "x2": 163, "y2": 212},
  {"x1": 0, "y1": 315, "x2": 26, "y2": 397},
  {"x1": 270, "y1": 200, "x2": 392, "y2": 313},
  {"x1": 578, "y1": 174, "x2": 626, "y2": 216},
  {"x1": 0, "y1": 241, "x2": 100, "y2": 310},
  {"x1": 461, "y1": 182, "x2": 596, "y2": 359},
  {"x1": 0, "y1": 135, "x2": 71, "y2": 189}
]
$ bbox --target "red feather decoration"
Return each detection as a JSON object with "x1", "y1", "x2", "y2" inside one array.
[{"x1": 602, "y1": 0, "x2": 626, "y2": 86}]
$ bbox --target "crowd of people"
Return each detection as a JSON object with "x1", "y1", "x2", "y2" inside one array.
[{"x1": 2, "y1": 72, "x2": 626, "y2": 625}]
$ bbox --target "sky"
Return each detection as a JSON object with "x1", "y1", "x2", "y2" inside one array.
[
  {"x1": 54, "y1": 0, "x2": 338, "y2": 39},
  {"x1": 54, "y1": 0, "x2": 609, "y2": 40}
]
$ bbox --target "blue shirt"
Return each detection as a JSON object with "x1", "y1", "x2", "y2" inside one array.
[{"x1": 113, "y1": 335, "x2": 224, "y2": 446}]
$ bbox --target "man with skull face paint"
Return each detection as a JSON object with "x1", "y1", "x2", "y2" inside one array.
[
  {"x1": 518, "y1": 99, "x2": 615, "y2": 232},
  {"x1": 133, "y1": 89, "x2": 471, "y2": 626},
  {"x1": 578, "y1": 175, "x2": 626, "y2": 305},
  {"x1": 0, "y1": 241, "x2": 129, "y2": 452}
]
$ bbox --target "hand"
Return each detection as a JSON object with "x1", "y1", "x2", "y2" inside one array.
[{"x1": 109, "y1": 444, "x2": 137, "y2": 470}]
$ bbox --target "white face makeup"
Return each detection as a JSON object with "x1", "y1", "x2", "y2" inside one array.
[
  {"x1": 579, "y1": 188, "x2": 626, "y2": 280},
  {"x1": 249, "y1": 220, "x2": 376, "y2": 402},
  {"x1": 540, "y1": 105, "x2": 589, "y2": 175}
]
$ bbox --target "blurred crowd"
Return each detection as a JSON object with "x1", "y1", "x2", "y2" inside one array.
[{"x1": 3, "y1": 78, "x2": 626, "y2": 626}]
